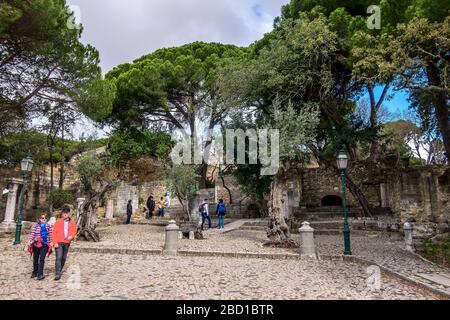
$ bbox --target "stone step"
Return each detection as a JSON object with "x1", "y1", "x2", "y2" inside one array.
[
  {"x1": 309, "y1": 221, "x2": 345, "y2": 230},
  {"x1": 239, "y1": 226, "x2": 267, "y2": 231},
  {"x1": 242, "y1": 220, "x2": 269, "y2": 227}
]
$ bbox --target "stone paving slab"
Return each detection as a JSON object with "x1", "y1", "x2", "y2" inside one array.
[
  {"x1": 1, "y1": 223, "x2": 449, "y2": 299},
  {"x1": 0, "y1": 251, "x2": 441, "y2": 300},
  {"x1": 415, "y1": 273, "x2": 450, "y2": 287}
]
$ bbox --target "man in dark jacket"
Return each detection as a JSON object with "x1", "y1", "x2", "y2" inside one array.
[
  {"x1": 125, "y1": 200, "x2": 132, "y2": 224},
  {"x1": 146, "y1": 196, "x2": 155, "y2": 219}
]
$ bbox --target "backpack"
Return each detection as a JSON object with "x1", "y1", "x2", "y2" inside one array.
[
  {"x1": 218, "y1": 202, "x2": 226, "y2": 214},
  {"x1": 199, "y1": 203, "x2": 205, "y2": 214}
]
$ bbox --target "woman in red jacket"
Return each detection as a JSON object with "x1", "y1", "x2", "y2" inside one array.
[
  {"x1": 51, "y1": 206, "x2": 76, "y2": 281},
  {"x1": 28, "y1": 213, "x2": 53, "y2": 280}
]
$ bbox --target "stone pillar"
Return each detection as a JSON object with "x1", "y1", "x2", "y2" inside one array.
[
  {"x1": 105, "y1": 199, "x2": 114, "y2": 219},
  {"x1": 380, "y1": 183, "x2": 387, "y2": 208},
  {"x1": 404, "y1": 221, "x2": 414, "y2": 252},
  {"x1": 299, "y1": 221, "x2": 316, "y2": 259},
  {"x1": 76, "y1": 198, "x2": 85, "y2": 220},
  {"x1": 0, "y1": 178, "x2": 23, "y2": 232},
  {"x1": 164, "y1": 220, "x2": 179, "y2": 255}
]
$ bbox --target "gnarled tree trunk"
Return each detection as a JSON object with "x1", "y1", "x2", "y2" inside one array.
[
  {"x1": 77, "y1": 179, "x2": 113, "y2": 242},
  {"x1": 265, "y1": 163, "x2": 298, "y2": 248}
]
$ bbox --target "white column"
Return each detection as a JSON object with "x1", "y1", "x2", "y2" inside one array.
[
  {"x1": 0, "y1": 178, "x2": 23, "y2": 231},
  {"x1": 299, "y1": 221, "x2": 316, "y2": 259},
  {"x1": 380, "y1": 183, "x2": 387, "y2": 208},
  {"x1": 105, "y1": 199, "x2": 114, "y2": 219}
]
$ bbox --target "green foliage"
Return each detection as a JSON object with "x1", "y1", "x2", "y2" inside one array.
[
  {"x1": 166, "y1": 165, "x2": 199, "y2": 200},
  {"x1": 78, "y1": 78, "x2": 116, "y2": 122},
  {"x1": 271, "y1": 102, "x2": 321, "y2": 160},
  {"x1": 380, "y1": 120, "x2": 417, "y2": 159},
  {"x1": 0, "y1": 0, "x2": 113, "y2": 137},
  {"x1": 0, "y1": 131, "x2": 108, "y2": 166},
  {"x1": 108, "y1": 130, "x2": 174, "y2": 165},
  {"x1": 233, "y1": 164, "x2": 272, "y2": 202},
  {"x1": 420, "y1": 237, "x2": 450, "y2": 267},
  {"x1": 48, "y1": 189, "x2": 74, "y2": 210},
  {"x1": 76, "y1": 154, "x2": 103, "y2": 190},
  {"x1": 105, "y1": 42, "x2": 245, "y2": 129}
]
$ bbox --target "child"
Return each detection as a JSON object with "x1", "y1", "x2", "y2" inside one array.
[{"x1": 28, "y1": 213, "x2": 53, "y2": 280}]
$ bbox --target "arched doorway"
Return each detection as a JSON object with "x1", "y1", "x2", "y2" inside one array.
[{"x1": 321, "y1": 195, "x2": 343, "y2": 207}]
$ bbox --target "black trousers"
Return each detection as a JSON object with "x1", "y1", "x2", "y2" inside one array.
[
  {"x1": 55, "y1": 243, "x2": 70, "y2": 276},
  {"x1": 33, "y1": 245, "x2": 48, "y2": 277}
]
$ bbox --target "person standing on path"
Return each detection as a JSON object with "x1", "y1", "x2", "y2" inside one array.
[
  {"x1": 200, "y1": 199, "x2": 211, "y2": 231},
  {"x1": 28, "y1": 213, "x2": 53, "y2": 280},
  {"x1": 52, "y1": 206, "x2": 76, "y2": 281},
  {"x1": 216, "y1": 199, "x2": 227, "y2": 230},
  {"x1": 165, "y1": 192, "x2": 171, "y2": 208},
  {"x1": 125, "y1": 200, "x2": 132, "y2": 224},
  {"x1": 158, "y1": 197, "x2": 167, "y2": 217},
  {"x1": 146, "y1": 195, "x2": 155, "y2": 219}
]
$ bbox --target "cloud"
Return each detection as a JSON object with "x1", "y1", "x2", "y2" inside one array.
[{"x1": 66, "y1": 0, "x2": 288, "y2": 73}]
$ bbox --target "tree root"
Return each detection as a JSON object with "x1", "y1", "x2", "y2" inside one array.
[
  {"x1": 78, "y1": 229, "x2": 100, "y2": 242},
  {"x1": 263, "y1": 238, "x2": 299, "y2": 248}
]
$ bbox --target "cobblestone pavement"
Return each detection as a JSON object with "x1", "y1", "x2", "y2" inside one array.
[
  {"x1": 0, "y1": 251, "x2": 440, "y2": 300},
  {"x1": 71, "y1": 224, "x2": 295, "y2": 255},
  {"x1": 314, "y1": 233, "x2": 450, "y2": 294},
  {"x1": 1, "y1": 224, "x2": 448, "y2": 299}
]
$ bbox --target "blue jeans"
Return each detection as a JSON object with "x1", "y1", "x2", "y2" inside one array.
[
  {"x1": 55, "y1": 243, "x2": 70, "y2": 276},
  {"x1": 201, "y1": 214, "x2": 211, "y2": 230},
  {"x1": 218, "y1": 215, "x2": 225, "y2": 228},
  {"x1": 33, "y1": 245, "x2": 48, "y2": 277},
  {"x1": 158, "y1": 208, "x2": 165, "y2": 217}
]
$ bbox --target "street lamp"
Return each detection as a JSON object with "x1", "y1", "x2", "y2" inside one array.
[
  {"x1": 13, "y1": 156, "x2": 34, "y2": 245},
  {"x1": 337, "y1": 150, "x2": 352, "y2": 255}
]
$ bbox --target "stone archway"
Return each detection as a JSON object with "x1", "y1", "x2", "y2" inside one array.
[{"x1": 321, "y1": 195, "x2": 343, "y2": 207}]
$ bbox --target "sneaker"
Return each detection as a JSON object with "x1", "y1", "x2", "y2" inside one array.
[
  {"x1": 54, "y1": 274, "x2": 61, "y2": 281},
  {"x1": 37, "y1": 275, "x2": 45, "y2": 281},
  {"x1": 31, "y1": 273, "x2": 37, "y2": 279}
]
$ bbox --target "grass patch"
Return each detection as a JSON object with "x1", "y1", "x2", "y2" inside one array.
[{"x1": 417, "y1": 237, "x2": 450, "y2": 268}]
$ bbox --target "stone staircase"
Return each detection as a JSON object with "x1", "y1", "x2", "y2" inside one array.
[{"x1": 293, "y1": 206, "x2": 363, "y2": 220}]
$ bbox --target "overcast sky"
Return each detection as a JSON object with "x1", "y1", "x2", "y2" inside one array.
[
  {"x1": 64, "y1": 0, "x2": 409, "y2": 139},
  {"x1": 67, "y1": 0, "x2": 289, "y2": 73},
  {"x1": 64, "y1": 0, "x2": 289, "y2": 138}
]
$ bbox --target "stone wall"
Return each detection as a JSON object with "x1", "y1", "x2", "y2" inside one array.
[
  {"x1": 298, "y1": 163, "x2": 449, "y2": 223},
  {"x1": 215, "y1": 175, "x2": 259, "y2": 217}
]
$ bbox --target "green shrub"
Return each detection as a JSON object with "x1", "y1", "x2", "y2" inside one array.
[{"x1": 48, "y1": 189, "x2": 74, "y2": 210}]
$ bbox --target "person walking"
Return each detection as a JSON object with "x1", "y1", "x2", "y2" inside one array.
[
  {"x1": 28, "y1": 213, "x2": 53, "y2": 280},
  {"x1": 165, "y1": 192, "x2": 171, "y2": 207},
  {"x1": 216, "y1": 199, "x2": 227, "y2": 230},
  {"x1": 52, "y1": 206, "x2": 76, "y2": 281},
  {"x1": 125, "y1": 200, "x2": 132, "y2": 224},
  {"x1": 158, "y1": 197, "x2": 167, "y2": 217},
  {"x1": 146, "y1": 195, "x2": 155, "y2": 219},
  {"x1": 200, "y1": 199, "x2": 211, "y2": 231}
]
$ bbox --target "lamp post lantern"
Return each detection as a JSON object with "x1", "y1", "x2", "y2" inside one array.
[
  {"x1": 13, "y1": 156, "x2": 33, "y2": 245},
  {"x1": 337, "y1": 151, "x2": 352, "y2": 255}
]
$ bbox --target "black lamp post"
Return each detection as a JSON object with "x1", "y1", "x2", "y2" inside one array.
[
  {"x1": 13, "y1": 156, "x2": 34, "y2": 245},
  {"x1": 337, "y1": 151, "x2": 352, "y2": 255}
]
